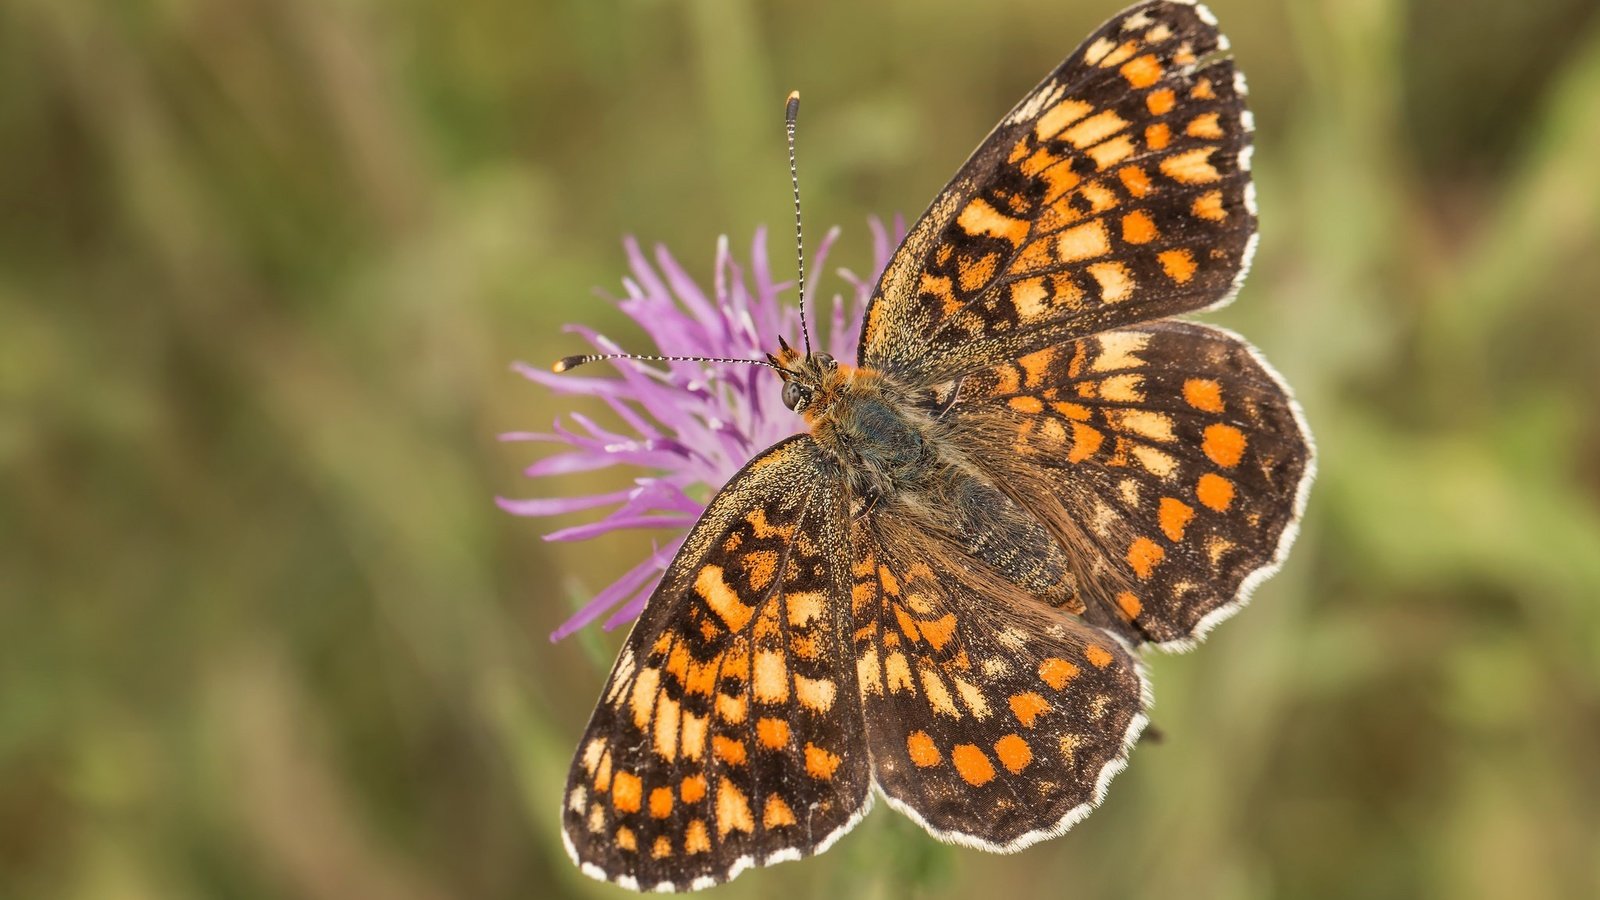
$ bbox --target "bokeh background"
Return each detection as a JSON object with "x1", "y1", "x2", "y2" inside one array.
[{"x1": 6, "y1": 0, "x2": 1600, "y2": 897}]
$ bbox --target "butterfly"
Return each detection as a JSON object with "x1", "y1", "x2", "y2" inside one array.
[{"x1": 556, "y1": 0, "x2": 1314, "y2": 891}]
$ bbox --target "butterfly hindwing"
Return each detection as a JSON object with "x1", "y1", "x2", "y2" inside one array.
[
  {"x1": 561, "y1": 436, "x2": 870, "y2": 891},
  {"x1": 849, "y1": 509, "x2": 1149, "y2": 849},
  {"x1": 861, "y1": 0, "x2": 1256, "y2": 384},
  {"x1": 948, "y1": 321, "x2": 1315, "y2": 648}
]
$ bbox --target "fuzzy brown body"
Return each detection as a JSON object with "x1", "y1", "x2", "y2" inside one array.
[{"x1": 787, "y1": 359, "x2": 1089, "y2": 621}]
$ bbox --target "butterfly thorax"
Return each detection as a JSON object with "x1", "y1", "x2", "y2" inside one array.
[{"x1": 774, "y1": 350, "x2": 939, "y2": 502}]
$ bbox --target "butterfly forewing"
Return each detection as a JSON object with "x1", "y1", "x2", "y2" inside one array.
[
  {"x1": 861, "y1": 0, "x2": 1256, "y2": 384},
  {"x1": 561, "y1": 436, "x2": 869, "y2": 891}
]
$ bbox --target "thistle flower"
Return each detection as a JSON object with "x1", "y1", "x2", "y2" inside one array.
[{"x1": 501, "y1": 219, "x2": 903, "y2": 641}]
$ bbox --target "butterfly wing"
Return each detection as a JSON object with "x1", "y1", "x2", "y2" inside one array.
[
  {"x1": 948, "y1": 321, "x2": 1314, "y2": 649},
  {"x1": 561, "y1": 436, "x2": 869, "y2": 891},
  {"x1": 849, "y1": 507, "x2": 1149, "y2": 849},
  {"x1": 861, "y1": 0, "x2": 1256, "y2": 384}
]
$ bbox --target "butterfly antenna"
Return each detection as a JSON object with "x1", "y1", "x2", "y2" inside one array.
[
  {"x1": 553, "y1": 352, "x2": 787, "y2": 374},
  {"x1": 785, "y1": 90, "x2": 813, "y2": 358}
]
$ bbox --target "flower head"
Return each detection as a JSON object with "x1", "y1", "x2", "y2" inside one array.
[{"x1": 501, "y1": 219, "x2": 902, "y2": 640}]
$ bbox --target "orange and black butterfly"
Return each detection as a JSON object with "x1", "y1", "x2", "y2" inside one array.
[{"x1": 556, "y1": 1, "x2": 1314, "y2": 890}]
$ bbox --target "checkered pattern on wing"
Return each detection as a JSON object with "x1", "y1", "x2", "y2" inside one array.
[
  {"x1": 561, "y1": 437, "x2": 869, "y2": 891},
  {"x1": 861, "y1": 0, "x2": 1257, "y2": 385},
  {"x1": 848, "y1": 511, "x2": 1148, "y2": 849},
  {"x1": 951, "y1": 321, "x2": 1314, "y2": 647}
]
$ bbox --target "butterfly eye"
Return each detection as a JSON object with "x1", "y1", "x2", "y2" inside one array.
[
  {"x1": 813, "y1": 352, "x2": 836, "y2": 371},
  {"x1": 782, "y1": 380, "x2": 811, "y2": 411}
]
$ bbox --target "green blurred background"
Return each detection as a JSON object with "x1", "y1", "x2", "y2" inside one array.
[{"x1": 5, "y1": 0, "x2": 1600, "y2": 897}]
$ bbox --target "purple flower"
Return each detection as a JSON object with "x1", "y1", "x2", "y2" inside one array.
[{"x1": 501, "y1": 219, "x2": 904, "y2": 641}]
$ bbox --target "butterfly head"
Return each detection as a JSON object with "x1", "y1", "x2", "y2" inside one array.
[{"x1": 769, "y1": 335, "x2": 845, "y2": 418}]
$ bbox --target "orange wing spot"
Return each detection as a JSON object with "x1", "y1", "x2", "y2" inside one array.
[
  {"x1": 907, "y1": 730, "x2": 942, "y2": 767},
  {"x1": 712, "y1": 735, "x2": 747, "y2": 766},
  {"x1": 763, "y1": 795, "x2": 798, "y2": 829},
  {"x1": 1053, "y1": 401, "x2": 1092, "y2": 420},
  {"x1": 1083, "y1": 35, "x2": 1118, "y2": 66},
  {"x1": 786, "y1": 590, "x2": 824, "y2": 628},
  {"x1": 741, "y1": 549, "x2": 778, "y2": 593},
  {"x1": 1191, "y1": 189, "x2": 1227, "y2": 222},
  {"x1": 1034, "y1": 98, "x2": 1095, "y2": 141},
  {"x1": 1008, "y1": 136, "x2": 1032, "y2": 164},
  {"x1": 1183, "y1": 377, "x2": 1225, "y2": 412},
  {"x1": 994, "y1": 734, "x2": 1034, "y2": 773},
  {"x1": 951, "y1": 744, "x2": 997, "y2": 786},
  {"x1": 795, "y1": 674, "x2": 837, "y2": 713},
  {"x1": 1146, "y1": 87, "x2": 1177, "y2": 116},
  {"x1": 1010, "y1": 691, "x2": 1051, "y2": 727},
  {"x1": 1039, "y1": 657, "x2": 1080, "y2": 690},
  {"x1": 649, "y1": 786, "x2": 674, "y2": 819},
  {"x1": 805, "y1": 743, "x2": 843, "y2": 780},
  {"x1": 1087, "y1": 134, "x2": 1136, "y2": 169},
  {"x1": 1116, "y1": 591, "x2": 1143, "y2": 619},
  {"x1": 1062, "y1": 109, "x2": 1129, "y2": 150},
  {"x1": 594, "y1": 750, "x2": 613, "y2": 792},
  {"x1": 878, "y1": 565, "x2": 901, "y2": 596},
  {"x1": 1038, "y1": 417, "x2": 1068, "y2": 448},
  {"x1": 1120, "y1": 210, "x2": 1158, "y2": 244},
  {"x1": 685, "y1": 819, "x2": 711, "y2": 854},
  {"x1": 1019, "y1": 145, "x2": 1060, "y2": 176},
  {"x1": 1019, "y1": 346, "x2": 1056, "y2": 387},
  {"x1": 696, "y1": 565, "x2": 754, "y2": 633},
  {"x1": 757, "y1": 716, "x2": 790, "y2": 750},
  {"x1": 611, "y1": 771, "x2": 643, "y2": 813},
  {"x1": 1120, "y1": 53, "x2": 1163, "y2": 88},
  {"x1": 678, "y1": 707, "x2": 710, "y2": 755},
  {"x1": 957, "y1": 197, "x2": 1030, "y2": 246},
  {"x1": 616, "y1": 825, "x2": 638, "y2": 852},
  {"x1": 1203, "y1": 423, "x2": 1247, "y2": 467},
  {"x1": 1087, "y1": 261, "x2": 1135, "y2": 302},
  {"x1": 716, "y1": 777, "x2": 755, "y2": 836},
  {"x1": 885, "y1": 650, "x2": 915, "y2": 693},
  {"x1": 1197, "y1": 472, "x2": 1236, "y2": 511},
  {"x1": 1158, "y1": 248, "x2": 1198, "y2": 283},
  {"x1": 1009, "y1": 237, "x2": 1060, "y2": 277},
  {"x1": 752, "y1": 649, "x2": 789, "y2": 703},
  {"x1": 1145, "y1": 122, "x2": 1171, "y2": 150},
  {"x1": 1160, "y1": 147, "x2": 1222, "y2": 184},
  {"x1": 680, "y1": 774, "x2": 708, "y2": 804},
  {"x1": 652, "y1": 835, "x2": 672, "y2": 859},
  {"x1": 1118, "y1": 165, "x2": 1153, "y2": 197},
  {"x1": 958, "y1": 251, "x2": 1000, "y2": 293},
  {"x1": 1190, "y1": 77, "x2": 1217, "y2": 100},
  {"x1": 1159, "y1": 497, "x2": 1196, "y2": 542},
  {"x1": 919, "y1": 612, "x2": 958, "y2": 651},
  {"x1": 1079, "y1": 180, "x2": 1120, "y2": 213},
  {"x1": 1007, "y1": 277, "x2": 1051, "y2": 324},
  {"x1": 1097, "y1": 39, "x2": 1139, "y2": 68},
  {"x1": 1068, "y1": 421, "x2": 1105, "y2": 463},
  {"x1": 1054, "y1": 220, "x2": 1112, "y2": 263},
  {"x1": 1127, "y1": 536, "x2": 1165, "y2": 579},
  {"x1": 1186, "y1": 112, "x2": 1225, "y2": 139},
  {"x1": 653, "y1": 693, "x2": 681, "y2": 761},
  {"x1": 1009, "y1": 395, "x2": 1044, "y2": 414},
  {"x1": 1084, "y1": 644, "x2": 1115, "y2": 668},
  {"x1": 920, "y1": 271, "x2": 960, "y2": 317},
  {"x1": 716, "y1": 690, "x2": 747, "y2": 724}
]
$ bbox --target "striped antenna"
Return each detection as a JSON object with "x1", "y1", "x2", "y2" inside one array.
[
  {"x1": 785, "y1": 90, "x2": 812, "y2": 357},
  {"x1": 552, "y1": 352, "x2": 788, "y2": 374}
]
